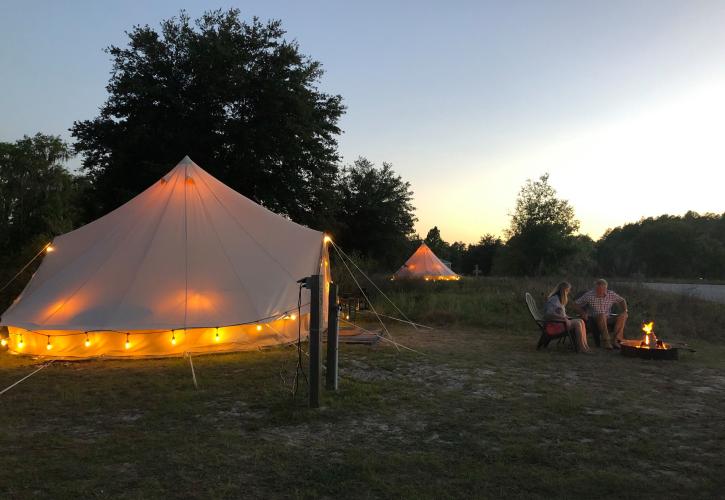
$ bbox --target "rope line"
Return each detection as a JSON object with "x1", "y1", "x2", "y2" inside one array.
[
  {"x1": 186, "y1": 352, "x2": 198, "y2": 389},
  {"x1": 0, "y1": 361, "x2": 54, "y2": 397},
  {"x1": 0, "y1": 243, "x2": 52, "y2": 293},
  {"x1": 329, "y1": 243, "x2": 400, "y2": 352},
  {"x1": 357, "y1": 310, "x2": 434, "y2": 330},
  {"x1": 339, "y1": 319, "x2": 424, "y2": 355},
  {"x1": 331, "y1": 241, "x2": 419, "y2": 330}
]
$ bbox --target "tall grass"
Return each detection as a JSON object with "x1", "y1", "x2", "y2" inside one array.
[{"x1": 335, "y1": 273, "x2": 725, "y2": 343}]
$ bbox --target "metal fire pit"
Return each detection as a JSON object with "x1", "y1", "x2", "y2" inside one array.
[{"x1": 620, "y1": 340, "x2": 680, "y2": 360}]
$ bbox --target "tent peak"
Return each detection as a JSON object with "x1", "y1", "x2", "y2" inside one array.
[{"x1": 178, "y1": 155, "x2": 194, "y2": 165}]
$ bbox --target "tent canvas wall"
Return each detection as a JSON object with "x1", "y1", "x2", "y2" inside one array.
[
  {"x1": 0, "y1": 157, "x2": 331, "y2": 358},
  {"x1": 392, "y1": 243, "x2": 460, "y2": 281}
]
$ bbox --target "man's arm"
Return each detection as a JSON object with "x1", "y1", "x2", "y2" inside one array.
[
  {"x1": 618, "y1": 298, "x2": 628, "y2": 315},
  {"x1": 571, "y1": 293, "x2": 589, "y2": 319},
  {"x1": 570, "y1": 301, "x2": 587, "y2": 318}
]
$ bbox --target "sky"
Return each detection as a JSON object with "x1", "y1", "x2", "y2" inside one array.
[{"x1": 2, "y1": 0, "x2": 725, "y2": 244}]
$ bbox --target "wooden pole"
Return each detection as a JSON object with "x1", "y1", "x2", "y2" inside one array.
[
  {"x1": 309, "y1": 274, "x2": 322, "y2": 408},
  {"x1": 326, "y1": 282, "x2": 339, "y2": 391}
]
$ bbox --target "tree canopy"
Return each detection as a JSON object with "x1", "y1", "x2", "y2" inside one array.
[
  {"x1": 498, "y1": 173, "x2": 583, "y2": 275},
  {"x1": 72, "y1": 9, "x2": 345, "y2": 228},
  {"x1": 507, "y1": 173, "x2": 579, "y2": 238},
  {"x1": 334, "y1": 157, "x2": 417, "y2": 268},
  {"x1": 596, "y1": 212, "x2": 725, "y2": 279}
]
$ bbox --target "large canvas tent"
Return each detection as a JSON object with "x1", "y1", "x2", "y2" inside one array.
[
  {"x1": 392, "y1": 243, "x2": 460, "y2": 281},
  {"x1": 0, "y1": 157, "x2": 330, "y2": 358}
]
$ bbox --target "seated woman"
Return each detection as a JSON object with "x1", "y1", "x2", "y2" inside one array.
[{"x1": 543, "y1": 281, "x2": 591, "y2": 353}]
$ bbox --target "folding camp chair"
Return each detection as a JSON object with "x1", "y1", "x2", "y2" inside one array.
[{"x1": 525, "y1": 292, "x2": 578, "y2": 353}]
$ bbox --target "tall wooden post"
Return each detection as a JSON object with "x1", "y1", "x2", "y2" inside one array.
[
  {"x1": 326, "y1": 282, "x2": 339, "y2": 391},
  {"x1": 309, "y1": 274, "x2": 322, "y2": 408}
]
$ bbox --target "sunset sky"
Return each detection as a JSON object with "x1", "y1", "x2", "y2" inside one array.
[{"x1": 2, "y1": 0, "x2": 725, "y2": 243}]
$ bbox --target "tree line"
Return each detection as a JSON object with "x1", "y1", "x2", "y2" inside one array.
[
  {"x1": 1, "y1": 9, "x2": 719, "y2": 313},
  {"x1": 423, "y1": 174, "x2": 725, "y2": 281}
]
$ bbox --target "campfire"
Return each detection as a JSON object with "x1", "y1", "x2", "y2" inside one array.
[
  {"x1": 620, "y1": 321, "x2": 680, "y2": 360},
  {"x1": 640, "y1": 321, "x2": 668, "y2": 349}
]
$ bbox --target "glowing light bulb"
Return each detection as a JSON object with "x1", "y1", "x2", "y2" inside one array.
[
  {"x1": 17, "y1": 335, "x2": 24, "y2": 349},
  {"x1": 46, "y1": 244, "x2": 55, "y2": 252},
  {"x1": 0, "y1": 338, "x2": 7, "y2": 347},
  {"x1": 46, "y1": 337, "x2": 52, "y2": 350},
  {"x1": 290, "y1": 314, "x2": 296, "y2": 321},
  {"x1": 215, "y1": 328, "x2": 220, "y2": 342},
  {"x1": 323, "y1": 235, "x2": 332, "y2": 244},
  {"x1": 256, "y1": 324, "x2": 262, "y2": 332},
  {"x1": 171, "y1": 332, "x2": 177, "y2": 345},
  {"x1": 125, "y1": 334, "x2": 131, "y2": 349},
  {"x1": 84, "y1": 335, "x2": 91, "y2": 347}
]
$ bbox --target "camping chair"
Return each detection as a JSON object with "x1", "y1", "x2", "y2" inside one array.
[{"x1": 525, "y1": 292, "x2": 578, "y2": 353}]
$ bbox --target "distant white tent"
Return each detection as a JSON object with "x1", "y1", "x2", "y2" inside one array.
[
  {"x1": 0, "y1": 157, "x2": 331, "y2": 358},
  {"x1": 392, "y1": 243, "x2": 460, "y2": 281}
]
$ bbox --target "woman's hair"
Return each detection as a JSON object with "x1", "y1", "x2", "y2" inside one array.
[{"x1": 549, "y1": 281, "x2": 571, "y2": 306}]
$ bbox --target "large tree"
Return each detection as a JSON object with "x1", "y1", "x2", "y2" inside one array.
[
  {"x1": 334, "y1": 157, "x2": 417, "y2": 268},
  {"x1": 72, "y1": 9, "x2": 345, "y2": 228},
  {"x1": 498, "y1": 173, "x2": 583, "y2": 275}
]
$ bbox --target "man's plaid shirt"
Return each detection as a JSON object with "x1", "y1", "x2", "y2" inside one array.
[{"x1": 575, "y1": 289, "x2": 624, "y2": 315}]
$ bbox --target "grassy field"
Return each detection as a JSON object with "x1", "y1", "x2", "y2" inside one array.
[{"x1": 1, "y1": 278, "x2": 724, "y2": 499}]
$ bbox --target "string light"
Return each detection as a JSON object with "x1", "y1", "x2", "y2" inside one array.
[
  {"x1": 125, "y1": 333, "x2": 131, "y2": 349},
  {"x1": 323, "y1": 235, "x2": 332, "y2": 244},
  {"x1": 17, "y1": 334, "x2": 24, "y2": 349},
  {"x1": 290, "y1": 314, "x2": 296, "y2": 321},
  {"x1": 84, "y1": 333, "x2": 91, "y2": 347},
  {"x1": 256, "y1": 324, "x2": 262, "y2": 332},
  {"x1": 171, "y1": 331, "x2": 177, "y2": 345},
  {"x1": 46, "y1": 336, "x2": 52, "y2": 350},
  {"x1": 46, "y1": 244, "x2": 55, "y2": 252},
  {"x1": 1, "y1": 338, "x2": 7, "y2": 347},
  {"x1": 215, "y1": 327, "x2": 220, "y2": 342}
]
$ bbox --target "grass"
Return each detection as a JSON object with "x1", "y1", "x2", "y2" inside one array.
[{"x1": 1, "y1": 278, "x2": 725, "y2": 499}]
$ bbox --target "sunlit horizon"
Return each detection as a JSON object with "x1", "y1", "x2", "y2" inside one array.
[{"x1": 411, "y1": 76, "x2": 725, "y2": 244}]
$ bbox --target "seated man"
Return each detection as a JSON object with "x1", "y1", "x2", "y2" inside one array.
[{"x1": 571, "y1": 279, "x2": 628, "y2": 349}]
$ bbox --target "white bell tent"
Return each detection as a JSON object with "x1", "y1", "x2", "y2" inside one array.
[
  {"x1": 0, "y1": 157, "x2": 331, "y2": 358},
  {"x1": 392, "y1": 243, "x2": 460, "y2": 281}
]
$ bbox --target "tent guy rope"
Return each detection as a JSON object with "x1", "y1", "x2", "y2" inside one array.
[
  {"x1": 329, "y1": 242, "x2": 400, "y2": 352},
  {"x1": 0, "y1": 360, "x2": 54, "y2": 397},
  {"x1": 358, "y1": 310, "x2": 434, "y2": 330},
  {"x1": 330, "y1": 240, "x2": 420, "y2": 330},
  {"x1": 339, "y1": 319, "x2": 424, "y2": 355},
  {"x1": 0, "y1": 242, "x2": 53, "y2": 294}
]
